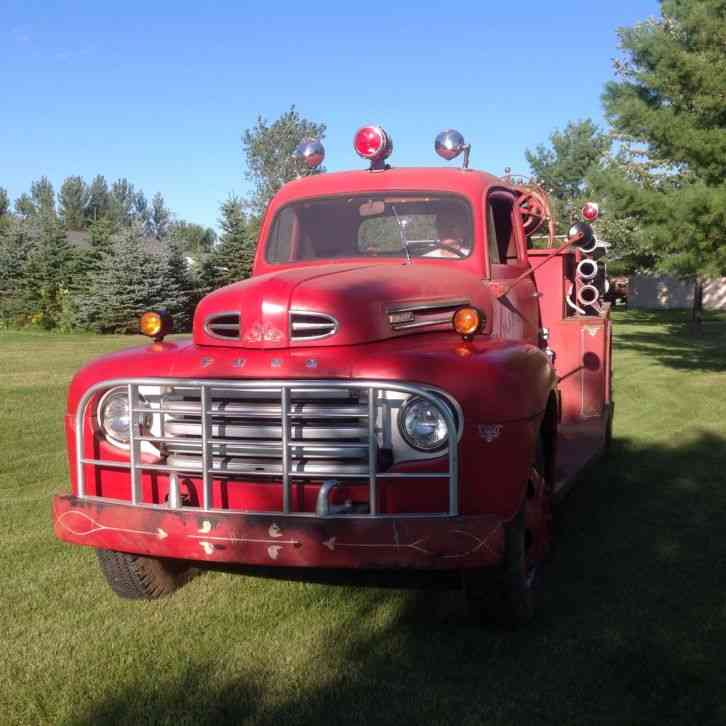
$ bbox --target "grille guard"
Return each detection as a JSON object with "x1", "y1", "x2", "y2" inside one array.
[{"x1": 76, "y1": 378, "x2": 462, "y2": 518}]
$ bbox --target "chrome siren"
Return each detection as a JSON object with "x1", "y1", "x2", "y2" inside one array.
[
  {"x1": 293, "y1": 138, "x2": 325, "y2": 170},
  {"x1": 435, "y1": 129, "x2": 471, "y2": 168}
]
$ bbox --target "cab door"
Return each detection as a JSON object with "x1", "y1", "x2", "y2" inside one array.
[{"x1": 486, "y1": 189, "x2": 540, "y2": 343}]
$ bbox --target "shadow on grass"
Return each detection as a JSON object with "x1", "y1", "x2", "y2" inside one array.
[
  {"x1": 614, "y1": 318, "x2": 726, "y2": 373},
  {"x1": 73, "y1": 431, "x2": 726, "y2": 726}
]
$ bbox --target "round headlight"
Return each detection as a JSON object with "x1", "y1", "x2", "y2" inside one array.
[
  {"x1": 399, "y1": 396, "x2": 450, "y2": 451},
  {"x1": 98, "y1": 388, "x2": 131, "y2": 445}
]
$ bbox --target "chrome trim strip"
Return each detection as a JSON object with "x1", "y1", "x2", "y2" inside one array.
[
  {"x1": 368, "y1": 387, "x2": 377, "y2": 515},
  {"x1": 281, "y1": 387, "x2": 290, "y2": 513},
  {"x1": 389, "y1": 315, "x2": 454, "y2": 331},
  {"x1": 128, "y1": 384, "x2": 141, "y2": 504},
  {"x1": 74, "y1": 378, "x2": 462, "y2": 518},
  {"x1": 386, "y1": 298, "x2": 469, "y2": 314},
  {"x1": 201, "y1": 386, "x2": 211, "y2": 510},
  {"x1": 203, "y1": 310, "x2": 241, "y2": 340},
  {"x1": 288, "y1": 309, "x2": 338, "y2": 341}
]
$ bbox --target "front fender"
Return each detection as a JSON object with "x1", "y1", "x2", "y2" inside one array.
[{"x1": 352, "y1": 336, "x2": 555, "y2": 518}]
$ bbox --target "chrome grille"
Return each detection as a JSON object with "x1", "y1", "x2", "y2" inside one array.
[
  {"x1": 75, "y1": 379, "x2": 460, "y2": 517},
  {"x1": 161, "y1": 387, "x2": 370, "y2": 475},
  {"x1": 289, "y1": 311, "x2": 337, "y2": 340},
  {"x1": 205, "y1": 312, "x2": 241, "y2": 339}
]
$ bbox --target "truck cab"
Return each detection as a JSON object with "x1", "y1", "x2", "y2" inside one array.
[{"x1": 53, "y1": 127, "x2": 613, "y2": 625}]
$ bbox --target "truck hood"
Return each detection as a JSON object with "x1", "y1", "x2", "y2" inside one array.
[{"x1": 193, "y1": 262, "x2": 492, "y2": 349}]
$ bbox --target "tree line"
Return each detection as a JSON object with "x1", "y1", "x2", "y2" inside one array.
[
  {"x1": 0, "y1": 105, "x2": 324, "y2": 335},
  {"x1": 0, "y1": 176, "x2": 255, "y2": 333}
]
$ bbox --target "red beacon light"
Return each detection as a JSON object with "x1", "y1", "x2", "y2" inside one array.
[
  {"x1": 353, "y1": 125, "x2": 393, "y2": 170},
  {"x1": 581, "y1": 202, "x2": 600, "y2": 222}
]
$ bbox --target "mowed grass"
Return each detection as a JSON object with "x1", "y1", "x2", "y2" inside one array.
[{"x1": 1, "y1": 312, "x2": 726, "y2": 726}]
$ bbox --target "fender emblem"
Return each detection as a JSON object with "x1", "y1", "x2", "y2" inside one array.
[
  {"x1": 305, "y1": 359, "x2": 318, "y2": 369},
  {"x1": 271, "y1": 358, "x2": 283, "y2": 368},
  {"x1": 200, "y1": 356, "x2": 214, "y2": 368},
  {"x1": 232, "y1": 358, "x2": 246, "y2": 368},
  {"x1": 478, "y1": 424, "x2": 503, "y2": 443}
]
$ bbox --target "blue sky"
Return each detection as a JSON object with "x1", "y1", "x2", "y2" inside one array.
[{"x1": 2, "y1": 0, "x2": 660, "y2": 230}]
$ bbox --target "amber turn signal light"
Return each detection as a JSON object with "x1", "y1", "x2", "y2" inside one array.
[
  {"x1": 140, "y1": 310, "x2": 173, "y2": 341},
  {"x1": 453, "y1": 306, "x2": 483, "y2": 338}
]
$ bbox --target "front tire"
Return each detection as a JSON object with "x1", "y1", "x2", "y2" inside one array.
[
  {"x1": 96, "y1": 549, "x2": 195, "y2": 600},
  {"x1": 464, "y1": 439, "x2": 551, "y2": 627},
  {"x1": 464, "y1": 506, "x2": 542, "y2": 627}
]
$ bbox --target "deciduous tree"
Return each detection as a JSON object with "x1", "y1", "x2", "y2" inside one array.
[
  {"x1": 602, "y1": 0, "x2": 726, "y2": 320},
  {"x1": 525, "y1": 119, "x2": 611, "y2": 232},
  {"x1": 242, "y1": 105, "x2": 326, "y2": 215}
]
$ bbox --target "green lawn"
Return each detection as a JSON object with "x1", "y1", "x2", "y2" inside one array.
[{"x1": 2, "y1": 313, "x2": 725, "y2": 726}]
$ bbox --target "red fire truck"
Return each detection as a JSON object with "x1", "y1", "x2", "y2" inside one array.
[{"x1": 53, "y1": 127, "x2": 613, "y2": 625}]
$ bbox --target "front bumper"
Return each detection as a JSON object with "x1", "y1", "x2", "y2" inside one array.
[{"x1": 53, "y1": 495, "x2": 504, "y2": 570}]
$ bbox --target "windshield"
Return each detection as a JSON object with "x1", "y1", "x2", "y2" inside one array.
[{"x1": 265, "y1": 194, "x2": 473, "y2": 263}]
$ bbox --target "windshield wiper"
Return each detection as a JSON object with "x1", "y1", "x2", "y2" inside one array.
[{"x1": 391, "y1": 205, "x2": 412, "y2": 264}]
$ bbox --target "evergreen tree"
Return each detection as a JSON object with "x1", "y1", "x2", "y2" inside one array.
[
  {"x1": 30, "y1": 177, "x2": 56, "y2": 221},
  {"x1": 88, "y1": 231, "x2": 167, "y2": 333},
  {"x1": 162, "y1": 242, "x2": 196, "y2": 331},
  {"x1": 21, "y1": 220, "x2": 73, "y2": 328},
  {"x1": 70, "y1": 218, "x2": 117, "y2": 329},
  {"x1": 242, "y1": 105, "x2": 326, "y2": 215},
  {"x1": 110, "y1": 178, "x2": 136, "y2": 226},
  {"x1": 58, "y1": 176, "x2": 89, "y2": 230},
  {"x1": 86, "y1": 175, "x2": 111, "y2": 224},
  {"x1": 133, "y1": 190, "x2": 150, "y2": 227},
  {"x1": 147, "y1": 192, "x2": 171, "y2": 240},
  {"x1": 168, "y1": 220, "x2": 216, "y2": 257},
  {"x1": 602, "y1": 0, "x2": 726, "y2": 320},
  {"x1": 215, "y1": 195, "x2": 257, "y2": 285},
  {"x1": 0, "y1": 222, "x2": 34, "y2": 327},
  {"x1": 0, "y1": 187, "x2": 9, "y2": 218},
  {"x1": 15, "y1": 193, "x2": 34, "y2": 219}
]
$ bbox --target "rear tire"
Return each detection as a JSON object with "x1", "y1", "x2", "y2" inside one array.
[{"x1": 96, "y1": 549, "x2": 195, "y2": 600}]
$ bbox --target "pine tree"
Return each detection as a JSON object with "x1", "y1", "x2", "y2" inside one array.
[
  {"x1": 21, "y1": 220, "x2": 73, "y2": 328},
  {"x1": 133, "y1": 190, "x2": 150, "y2": 227},
  {"x1": 0, "y1": 222, "x2": 34, "y2": 327},
  {"x1": 162, "y1": 242, "x2": 196, "y2": 331},
  {"x1": 602, "y1": 0, "x2": 726, "y2": 320},
  {"x1": 0, "y1": 188, "x2": 9, "y2": 218},
  {"x1": 69, "y1": 218, "x2": 117, "y2": 329},
  {"x1": 88, "y1": 231, "x2": 167, "y2": 333},
  {"x1": 58, "y1": 176, "x2": 90, "y2": 230},
  {"x1": 15, "y1": 193, "x2": 35, "y2": 219},
  {"x1": 214, "y1": 195, "x2": 257, "y2": 286},
  {"x1": 30, "y1": 177, "x2": 57, "y2": 222},
  {"x1": 147, "y1": 192, "x2": 171, "y2": 240},
  {"x1": 86, "y1": 175, "x2": 111, "y2": 224},
  {"x1": 110, "y1": 178, "x2": 136, "y2": 226}
]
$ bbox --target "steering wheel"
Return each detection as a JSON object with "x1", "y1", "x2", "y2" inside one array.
[{"x1": 427, "y1": 240, "x2": 468, "y2": 258}]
